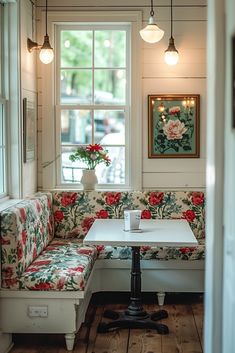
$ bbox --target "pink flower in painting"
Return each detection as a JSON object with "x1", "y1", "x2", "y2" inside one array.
[
  {"x1": 163, "y1": 119, "x2": 187, "y2": 140},
  {"x1": 169, "y1": 106, "x2": 181, "y2": 115}
]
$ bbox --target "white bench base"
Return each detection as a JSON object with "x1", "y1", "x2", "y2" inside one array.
[{"x1": 0, "y1": 260, "x2": 204, "y2": 351}]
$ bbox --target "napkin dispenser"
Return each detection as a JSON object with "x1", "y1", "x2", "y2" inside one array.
[{"x1": 124, "y1": 210, "x2": 141, "y2": 231}]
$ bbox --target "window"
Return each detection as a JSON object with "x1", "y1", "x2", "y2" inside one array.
[
  {"x1": 41, "y1": 11, "x2": 141, "y2": 190},
  {"x1": 56, "y1": 24, "x2": 131, "y2": 187},
  {"x1": 0, "y1": 1, "x2": 21, "y2": 200}
]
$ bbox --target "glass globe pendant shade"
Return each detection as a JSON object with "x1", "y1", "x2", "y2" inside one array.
[
  {"x1": 164, "y1": 37, "x2": 179, "y2": 66},
  {"x1": 39, "y1": 35, "x2": 54, "y2": 64},
  {"x1": 139, "y1": 16, "x2": 164, "y2": 44}
]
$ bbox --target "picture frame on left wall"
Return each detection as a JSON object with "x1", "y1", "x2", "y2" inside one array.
[
  {"x1": 148, "y1": 94, "x2": 200, "y2": 158},
  {"x1": 23, "y1": 96, "x2": 36, "y2": 163}
]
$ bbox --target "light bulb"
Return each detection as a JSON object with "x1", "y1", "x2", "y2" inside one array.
[
  {"x1": 39, "y1": 48, "x2": 54, "y2": 64},
  {"x1": 164, "y1": 37, "x2": 179, "y2": 66},
  {"x1": 164, "y1": 50, "x2": 179, "y2": 66},
  {"x1": 39, "y1": 34, "x2": 54, "y2": 64},
  {"x1": 139, "y1": 16, "x2": 164, "y2": 44}
]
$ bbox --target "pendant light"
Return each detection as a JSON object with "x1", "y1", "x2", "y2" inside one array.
[
  {"x1": 27, "y1": 0, "x2": 54, "y2": 64},
  {"x1": 139, "y1": 0, "x2": 164, "y2": 44},
  {"x1": 164, "y1": 0, "x2": 179, "y2": 66}
]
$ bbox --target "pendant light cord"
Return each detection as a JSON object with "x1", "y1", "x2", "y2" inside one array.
[
  {"x1": 170, "y1": 0, "x2": 173, "y2": 38},
  {"x1": 150, "y1": 0, "x2": 154, "y2": 17},
  {"x1": 45, "y1": 0, "x2": 48, "y2": 35}
]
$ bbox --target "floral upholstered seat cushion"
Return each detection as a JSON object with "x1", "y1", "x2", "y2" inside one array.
[
  {"x1": 1, "y1": 193, "x2": 54, "y2": 289},
  {"x1": 96, "y1": 238, "x2": 205, "y2": 261},
  {"x1": 52, "y1": 191, "x2": 205, "y2": 244},
  {"x1": 18, "y1": 239, "x2": 97, "y2": 291}
]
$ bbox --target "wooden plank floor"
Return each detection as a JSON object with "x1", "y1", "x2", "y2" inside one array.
[{"x1": 10, "y1": 293, "x2": 203, "y2": 353}]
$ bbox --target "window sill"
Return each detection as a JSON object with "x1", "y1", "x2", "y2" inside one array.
[{"x1": 0, "y1": 198, "x2": 22, "y2": 212}]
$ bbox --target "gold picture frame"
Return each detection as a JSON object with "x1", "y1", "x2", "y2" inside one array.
[{"x1": 148, "y1": 94, "x2": 200, "y2": 158}]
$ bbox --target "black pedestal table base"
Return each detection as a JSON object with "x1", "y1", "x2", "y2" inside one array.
[{"x1": 97, "y1": 246, "x2": 169, "y2": 334}]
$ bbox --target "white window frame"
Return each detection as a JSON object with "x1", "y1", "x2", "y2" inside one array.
[
  {"x1": 56, "y1": 24, "x2": 130, "y2": 188},
  {"x1": 0, "y1": 1, "x2": 22, "y2": 202},
  {"x1": 40, "y1": 11, "x2": 142, "y2": 191}
]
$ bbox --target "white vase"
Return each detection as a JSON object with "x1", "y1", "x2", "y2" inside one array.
[{"x1": 80, "y1": 169, "x2": 98, "y2": 190}]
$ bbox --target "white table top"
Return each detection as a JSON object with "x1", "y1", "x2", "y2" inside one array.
[{"x1": 83, "y1": 219, "x2": 198, "y2": 247}]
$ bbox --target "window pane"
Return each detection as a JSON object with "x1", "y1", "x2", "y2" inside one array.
[
  {"x1": 61, "y1": 69, "x2": 92, "y2": 104},
  {"x1": 61, "y1": 146, "x2": 83, "y2": 183},
  {"x1": 95, "y1": 30, "x2": 126, "y2": 68},
  {"x1": 94, "y1": 69, "x2": 126, "y2": 104},
  {"x1": 61, "y1": 110, "x2": 92, "y2": 144},
  {"x1": 96, "y1": 146, "x2": 125, "y2": 184},
  {"x1": 62, "y1": 145, "x2": 125, "y2": 185},
  {"x1": 94, "y1": 110, "x2": 125, "y2": 143},
  {"x1": 61, "y1": 30, "x2": 92, "y2": 68}
]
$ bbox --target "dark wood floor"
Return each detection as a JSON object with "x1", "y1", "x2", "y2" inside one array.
[{"x1": 10, "y1": 293, "x2": 203, "y2": 353}]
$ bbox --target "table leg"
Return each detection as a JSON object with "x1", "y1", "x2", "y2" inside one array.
[
  {"x1": 125, "y1": 246, "x2": 147, "y2": 317},
  {"x1": 97, "y1": 246, "x2": 169, "y2": 334}
]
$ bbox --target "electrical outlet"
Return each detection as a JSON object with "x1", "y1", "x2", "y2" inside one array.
[{"x1": 28, "y1": 306, "x2": 48, "y2": 318}]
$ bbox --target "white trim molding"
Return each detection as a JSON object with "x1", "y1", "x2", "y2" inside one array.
[{"x1": 38, "y1": 10, "x2": 142, "y2": 191}]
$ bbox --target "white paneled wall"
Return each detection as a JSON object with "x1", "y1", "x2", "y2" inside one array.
[
  {"x1": 36, "y1": 0, "x2": 207, "y2": 190},
  {"x1": 21, "y1": 0, "x2": 37, "y2": 196}
]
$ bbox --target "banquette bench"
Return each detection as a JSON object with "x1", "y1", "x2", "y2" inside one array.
[{"x1": 0, "y1": 190, "x2": 205, "y2": 350}]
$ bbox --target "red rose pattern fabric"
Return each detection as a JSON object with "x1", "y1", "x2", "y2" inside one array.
[
  {"x1": 1, "y1": 193, "x2": 54, "y2": 289},
  {"x1": 1, "y1": 190, "x2": 205, "y2": 290}
]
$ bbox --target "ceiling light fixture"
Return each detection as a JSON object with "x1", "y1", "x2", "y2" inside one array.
[
  {"x1": 27, "y1": 0, "x2": 54, "y2": 64},
  {"x1": 139, "y1": 0, "x2": 164, "y2": 44},
  {"x1": 164, "y1": 0, "x2": 179, "y2": 66}
]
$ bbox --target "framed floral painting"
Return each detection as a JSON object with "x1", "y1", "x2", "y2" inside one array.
[{"x1": 148, "y1": 94, "x2": 200, "y2": 158}]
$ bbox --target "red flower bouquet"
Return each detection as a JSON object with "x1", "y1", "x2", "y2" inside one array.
[{"x1": 69, "y1": 143, "x2": 111, "y2": 170}]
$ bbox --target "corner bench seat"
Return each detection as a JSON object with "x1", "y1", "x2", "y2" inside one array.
[
  {"x1": 19, "y1": 239, "x2": 97, "y2": 291},
  {"x1": 97, "y1": 240, "x2": 205, "y2": 261},
  {"x1": 0, "y1": 190, "x2": 205, "y2": 351}
]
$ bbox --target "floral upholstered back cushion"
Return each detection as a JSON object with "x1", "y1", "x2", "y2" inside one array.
[
  {"x1": 1, "y1": 193, "x2": 54, "y2": 289},
  {"x1": 52, "y1": 191, "x2": 205, "y2": 241}
]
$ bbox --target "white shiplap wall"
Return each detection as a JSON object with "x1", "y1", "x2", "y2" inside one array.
[
  {"x1": 21, "y1": 0, "x2": 38, "y2": 197},
  {"x1": 36, "y1": 0, "x2": 207, "y2": 191}
]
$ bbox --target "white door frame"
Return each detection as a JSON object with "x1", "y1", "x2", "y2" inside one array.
[{"x1": 204, "y1": 0, "x2": 225, "y2": 352}]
